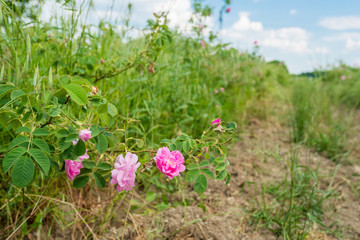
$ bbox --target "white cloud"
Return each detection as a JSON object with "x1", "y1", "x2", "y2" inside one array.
[
  {"x1": 290, "y1": 9, "x2": 297, "y2": 15},
  {"x1": 315, "y1": 47, "x2": 329, "y2": 54},
  {"x1": 221, "y1": 12, "x2": 309, "y2": 53},
  {"x1": 319, "y1": 16, "x2": 360, "y2": 30}
]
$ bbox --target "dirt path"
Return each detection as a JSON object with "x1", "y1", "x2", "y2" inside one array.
[{"x1": 99, "y1": 117, "x2": 359, "y2": 240}]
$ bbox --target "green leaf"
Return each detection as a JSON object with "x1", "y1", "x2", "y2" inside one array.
[
  {"x1": 215, "y1": 162, "x2": 226, "y2": 172},
  {"x1": 160, "y1": 139, "x2": 171, "y2": 144},
  {"x1": 11, "y1": 156, "x2": 35, "y2": 188},
  {"x1": 63, "y1": 83, "x2": 87, "y2": 105},
  {"x1": 185, "y1": 169, "x2": 200, "y2": 183},
  {"x1": 107, "y1": 102, "x2": 118, "y2": 117},
  {"x1": 28, "y1": 148, "x2": 50, "y2": 175},
  {"x1": 225, "y1": 173, "x2": 231, "y2": 185},
  {"x1": 215, "y1": 157, "x2": 224, "y2": 164},
  {"x1": 216, "y1": 170, "x2": 227, "y2": 180},
  {"x1": 65, "y1": 134, "x2": 78, "y2": 142},
  {"x1": 8, "y1": 135, "x2": 29, "y2": 150},
  {"x1": 0, "y1": 84, "x2": 15, "y2": 98},
  {"x1": 169, "y1": 143, "x2": 176, "y2": 151},
  {"x1": 194, "y1": 174, "x2": 207, "y2": 194},
  {"x1": 90, "y1": 125, "x2": 100, "y2": 137},
  {"x1": 183, "y1": 140, "x2": 190, "y2": 152},
  {"x1": 49, "y1": 107, "x2": 61, "y2": 117},
  {"x1": 187, "y1": 163, "x2": 198, "y2": 170},
  {"x1": 32, "y1": 138, "x2": 50, "y2": 155},
  {"x1": 33, "y1": 128, "x2": 50, "y2": 136},
  {"x1": 10, "y1": 90, "x2": 25, "y2": 100},
  {"x1": 73, "y1": 175, "x2": 89, "y2": 188},
  {"x1": 16, "y1": 126, "x2": 30, "y2": 134},
  {"x1": 97, "y1": 162, "x2": 111, "y2": 170},
  {"x1": 209, "y1": 155, "x2": 215, "y2": 164},
  {"x1": 199, "y1": 160, "x2": 209, "y2": 167},
  {"x1": 145, "y1": 191, "x2": 157, "y2": 202},
  {"x1": 3, "y1": 147, "x2": 27, "y2": 173},
  {"x1": 82, "y1": 160, "x2": 95, "y2": 169},
  {"x1": 93, "y1": 172, "x2": 106, "y2": 188},
  {"x1": 96, "y1": 134, "x2": 108, "y2": 154},
  {"x1": 73, "y1": 140, "x2": 86, "y2": 156},
  {"x1": 55, "y1": 129, "x2": 69, "y2": 137},
  {"x1": 201, "y1": 168, "x2": 214, "y2": 179}
]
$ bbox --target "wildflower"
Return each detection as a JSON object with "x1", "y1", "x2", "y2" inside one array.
[
  {"x1": 211, "y1": 118, "x2": 221, "y2": 126},
  {"x1": 79, "y1": 129, "x2": 92, "y2": 142},
  {"x1": 65, "y1": 160, "x2": 83, "y2": 181},
  {"x1": 214, "y1": 89, "x2": 219, "y2": 94},
  {"x1": 100, "y1": 58, "x2": 105, "y2": 64},
  {"x1": 254, "y1": 40, "x2": 258, "y2": 45},
  {"x1": 78, "y1": 150, "x2": 89, "y2": 161},
  {"x1": 201, "y1": 40, "x2": 206, "y2": 49},
  {"x1": 226, "y1": 7, "x2": 231, "y2": 13},
  {"x1": 110, "y1": 152, "x2": 141, "y2": 192},
  {"x1": 341, "y1": 75, "x2": 346, "y2": 80},
  {"x1": 72, "y1": 139, "x2": 79, "y2": 145},
  {"x1": 91, "y1": 86, "x2": 99, "y2": 96},
  {"x1": 220, "y1": 88, "x2": 225, "y2": 92},
  {"x1": 155, "y1": 147, "x2": 186, "y2": 179}
]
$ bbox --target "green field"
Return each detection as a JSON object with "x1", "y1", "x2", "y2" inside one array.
[{"x1": 1, "y1": 1, "x2": 360, "y2": 239}]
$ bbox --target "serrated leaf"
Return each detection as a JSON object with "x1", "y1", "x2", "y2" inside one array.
[
  {"x1": 65, "y1": 134, "x2": 78, "y2": 142},
  {"x1": 107, "y1": 102, "x2": 118, "y2": 117},
  {"x1": 11, "y1": 156, "x2": 35, "y2": 188},
  {"x1": 10, "y1": 90, "x2": 25, "y2": 100},
  {"x1": 28, "y1": 148, "x2": 50, "y2": 175},
  {"x1": 145, "y1": 191, "x2": 157, "y2": 202},
  {"x1": 225, "y1": 173, "x2": 231, "y2": 185},
  {"x1": 96, "y1": 134, "x2": 108, "y2": 154},
  {"x1": 56, "y1": 129, "x2": 69, "y2": 137},
  {"x1": 16, "y1": 126, "x2": 30, "y2": 134},
  {"x1": 93, "y1": 172, "x2": 106, "y2": 188},
  {"x1": 215, "y1": 162, "x2": 226, "y2": 172},
  {"x1": 187, "y1": 163, "x2": 198, "y2": 170},
  {"x1": 97, "y1": 162, "x2": 111, "y2": 170},
  {"x1": 169, "y1": 143, "x2": 176, "y2": 151},
  {"x1": 199, "y1": 160, "x2": 209, "y2": 167},
  {"x1": 32, "y1": 138, "x2": 50, "y2": 155},
  {"x1": 8, "y1": 135, "x2": 29, "y2": 150},
  {"x1": 160, "y1": 139, "x2": 171, "y2": 144},
  {"x1": 49, "y1": 107, "x2": 61, "y2": 117},
  {"x1": 215, "y1": 157, "x2": 224, "y2": 163},
  {"x1": 90, "y1": 125, "x2": 100, "y2": 137},
  {"x1": 0, "y1": 84, "x2": 15, "y2": 98},
  {"x1": 194, "y1": 174, "x2": 207, "y2": 194},
  {"x1": 82, "y1": 160, "x2": 95, "y2": 169},
  {"x1": 3, "y1": 147, "x2": 27, "y2": 173},
  {"x1": 183, "y1": 140, "x2": 190, "y2": 152},
  {"x1": 185, "y1": 169, "x2": 200, "y2": 183},
  {"x1": 64, "y1": 83, "x2": 87, "y2": 105},
  {"x1": 216, "y1": 170, "x2": 227, "y2": 180},
  {"x1": 73, "y1": 175, "x2": 89, "y2": 188},
  {"x1": 73, "y1": 139, "x2": 86, "y2": 156},
  {"x1": 201, "y1": 168, "x2": 214, "y2": 179},
  {"x1": 33, "y1": 128, "x2": 50, "y2": 136}
]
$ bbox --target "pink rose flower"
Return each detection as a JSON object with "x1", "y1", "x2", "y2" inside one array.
[
  {"x1": 78, "y1": 150, "x2": 89, "y2": 161},
  {"x1": 211, "y1": 118, "x2": 221, "y2": 126},
  {"x1": 226, "y1": 7, "x2": 231, "y2": 13},
  {"x1": 65, "y1": 160, "x2": 83, "y2": 181},
  {"x1": 72, "y1": 139, "x2": 79, "y2": 145},
  {"x1": 100, "y1": 58, "x2": 105, "y2": 64},
  {"x1": 201, "y1": 40, "x2": 206, "y2": 49},
  {"x1": 155, "y1": 147, "x2": 186, "y2": 179},
  {"x1": 79, "y1": 129, "x2": 92, "y2": 142},
  {"x1": 214, "y1": 89, "x2": 219, "y2": 94},
  {"x1": 254, "y1": 40, "x2": 258, "y2": 45},
  {"x1": 110, "y1": 152, "x2": 141, "y2": 192},
  {"x1": 220, "y1": 88, "x2": 225, "y2": 92},
  {"x1": 341, "y1": 75, "x2": 346, "y2": 80}
]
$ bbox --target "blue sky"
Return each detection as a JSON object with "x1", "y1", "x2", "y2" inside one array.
[{"x1": 41, "y1": 0, "x2": 360, "y2": 73}]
